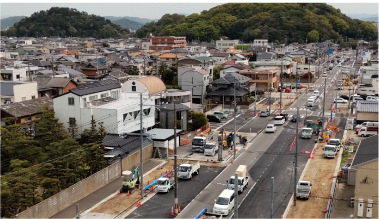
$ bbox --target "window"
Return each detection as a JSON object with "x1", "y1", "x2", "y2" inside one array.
[
  {"x1": 31, "y1": 95, "x2": 35, "y2": 100},
  {"x1": 89, "y1": 95, "x2": 98, "y2": 101},
  {"x1": 111, "y1": 91, "x2": 118, "y2": 99},
  {"x1": 101, "y1": 93, "x2": 108, "y2": 98},
  {"x1": 132, "y1": 86, "x2": 136, "y2": 91},
  {"x1": 68, "y1": 97, "x2": 74, "y2": 105},
  {"x1": 16, "y1": 74, "x2": 20, "y2": 79},
  {"x1": 22, "y1": 97, "x2": 26, "y2": 101},
  {"x1": 69, "y1": 118, "x2": 76, "y2": 127}
]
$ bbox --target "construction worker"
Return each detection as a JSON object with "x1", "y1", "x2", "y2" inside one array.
[{"x1": 200, "y1": 132, "x2": 203, "y2": 137}]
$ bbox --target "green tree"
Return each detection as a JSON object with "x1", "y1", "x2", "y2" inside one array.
[
  {"x1": 190, "y1": 111, "x2": 208, "y2": 130},
  {"x1": 213, "y1": 66, "x2": 224, "y2": 80},
  {"x1": 307, "y1": 30, "x2": 319, "y2": 42}
]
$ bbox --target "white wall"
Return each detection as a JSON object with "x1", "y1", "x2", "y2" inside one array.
[
  {"x1": 121, "y1": 80, "x2": 148, "y2": 93},
  {"x1": 220, "y1": 67, "x2": 239, "y2": 78},
  {"x1": 180, "y1": 70, "x2": 208, "y2": 99},
  {"x1": 53, "y1": 93, "x2": 82, "y2": 133},
  {"x1": 13, "y1": 82, "x2": 38, "y2": 102}
]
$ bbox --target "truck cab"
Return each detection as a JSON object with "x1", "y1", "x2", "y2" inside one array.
[
  {"x1": 227, "y1": 165, "x2": 249, "y2": 193},
  {"x1": 178, "y1": 162, "x2": 200, "y2": 179},
  {"x1": 192, "y1": 136, "x2": 206, "y2": 152},
  {"x1": 301, "y1": 128, "x2": 312, "y2": 139},
  {"x1": 204, "y1": 142, "x2": 219, "y2": 156},
  {"x1": 324, "y1": 145, "x2": 337, "y2": 158},
  {"x1": 154, "y1": 178, "x2": 175, "y2": 193},
  {"x1": 296, "y1": 181, "x2": 312, "y2": 200}
]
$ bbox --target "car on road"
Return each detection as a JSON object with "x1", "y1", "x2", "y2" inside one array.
[
  {"x1": 260, "y1": 109, "x2": 270, "y2": 117},
  {"x1": 340, "y1": 95, "x2": 349, "y2": 100},
  {"x1": 285, "y1": 87, "x2": 291, "y2": 93},
  {"x1": 274, "y1": 116, "x2": 285, "y2": 125},
  {"x1": 313, "y1": 91, "x2": 320, "y2": 97},
  {"x1": 307, "y1": 99, "x2": 315, "y2": 107},
  {"x1": 207, "y1": 114, "x2": 221, "y2": 123},
  {"x1": 280, "y1": 113, "x2": 289, "y2": 121},
  {"x1": 213, "y1": 111, "x2": 227, "y2": 119},
  {"x1": 337, "y1": 63, "x2": 342, "y2": 67},
  {"x1": 333, "y1": 98, "x2": 348, "y2": 103},
  {"x1": 291, "y1": 114, "x2": 298, "y2": 122},
  {"x1": 213, "y1": 189, "x2": 235, "y2": 216},
  {"x1": 266, "y1": 124, "x2": 276, "y2": 133},
  {"x1": 322, "y1": 72, "x2": 328, "y2": 77}
]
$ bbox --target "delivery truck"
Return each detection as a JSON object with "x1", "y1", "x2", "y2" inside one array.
[
  {"x1": 296, "y1": 181, "x2": 312, "y2": 200},
  {"x1": 178, "y1": 161, "x2": 200, "y2": 179},
  {"x1": 227, "y1": 165, "x2": 249, "y2": 193},
  {"x1": 154, "y1": 177, "x2": 175, "y2": 193}
]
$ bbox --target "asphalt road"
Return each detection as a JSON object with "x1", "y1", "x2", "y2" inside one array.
[
  {"x1": 126, "y1": 166, "x2": 224, "y2": 218},
  {"x1": 176, "y1": 54, "x2": 354, "y2": 219}
]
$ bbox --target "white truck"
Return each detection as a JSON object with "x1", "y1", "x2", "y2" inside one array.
[
  {"x1": 323, "y1": 145, "x2": 337, "y2": 158},
  {"x1": 204, "y1": 142, "x2": 219, "y2": 156},
  {"x1": 301, "y1": 128, "x2": 312, "y2": 139},
  {"x1": 154, "y1": 177, "x2": 175, "y2": 193},
  {"x1": 192, "y1": 136, "x2": 207, "y2": 153},
  {"x1": 227, "y1": 165, "x2": 249, "y2": 193},
  {"x1": 296, "y1": 181, "x2": 312, "y2": 200},
  {"x1": 178, "y1": 162, "x2": 200, "y2": 179}
]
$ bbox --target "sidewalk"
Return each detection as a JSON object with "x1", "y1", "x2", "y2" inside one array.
[{"x1": 50, "y1": 159, "x2": 164, "y2": 219}]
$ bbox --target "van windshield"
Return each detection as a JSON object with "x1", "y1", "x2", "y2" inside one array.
[
  {"x1": 216, "y1": 197, "x2": 229, "y2": 205},
  {"x1": 302, "y1": 129, "x2": 312, "y2": 133},
  {"x1": 204, "y1": 144, "x2": 214, "y2": 149},
  {"x1": 275, "y1": 117, "x2": 284, "y2": 120},
  {"x1": 156, "y1": 180, "x2": 167, "y2": 185},
  {"x1": 178, "y1": 166, "x2": 189, "y2": 172},
  {"x1": 192, "y1": 139, "x2": 204, "y2": 146},
  {"x1": 329, "y1": 140, "x2": 339, "y2": 145},
  {"x1": 325, "y1": 146, "x2": 335, "y2": 152}
]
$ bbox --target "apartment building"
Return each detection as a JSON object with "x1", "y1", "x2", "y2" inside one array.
[
  {"x1": 239, "y1": 67, "x2": 280, "y2": 92},
  {"x1": 149, "y1": 36, "x2": 187, "y2": 50}
]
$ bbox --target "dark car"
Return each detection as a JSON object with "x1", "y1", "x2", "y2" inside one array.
[
  {"x1": 331, "y1": 60, "x2": 335, "y2": 63},
  {"x1": 340, "y1": 95, "x2": 349, "y2": 100},
  {"x1": 207, "y1": 114, "x2": 221, "y2": 123},
  {"x1": 291, "y1": 114, "x2": 298, "y2": 122},
  {"x1": 280, "y1": 113, "x2": 289, "y2": 121}
]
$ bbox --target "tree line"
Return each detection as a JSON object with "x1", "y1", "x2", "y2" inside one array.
[
  {"x1": 1, "y1": 107, "x2": 107, "y2": 217},
  {"x1": 136, "y1": 3, "x2": 378, "y2": 44}
]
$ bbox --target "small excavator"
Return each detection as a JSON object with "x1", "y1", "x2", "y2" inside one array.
[
  {"x1": 120, "y1": 167, "x2": 140, "y2": 193},
  {"x1": 218, "y1": 128, "x2": 247, "y2": 149}
]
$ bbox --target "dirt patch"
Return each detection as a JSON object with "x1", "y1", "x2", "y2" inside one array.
[{"x1": 286, "y1": 142, "x2": 339, "y2": 218}]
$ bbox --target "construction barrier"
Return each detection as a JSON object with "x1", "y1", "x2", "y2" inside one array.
[
  {"x1": 196, "y1": 123, "x2": 211, "y2": 136},
  {"x1": 180, "y1": 133, "x2": 192, "y2": 146},
  {"x1": 194, "y1": 208, "x2": 207, "y2": 219}
]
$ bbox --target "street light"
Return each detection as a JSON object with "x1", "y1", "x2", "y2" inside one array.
[{"x1": 254, "y1": 72, "x2": 258, "y2": 116}]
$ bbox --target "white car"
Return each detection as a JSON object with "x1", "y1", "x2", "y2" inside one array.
[
  {"x1": 274, "y1": 116, "x2": 285, "y2": 125},
  {"x1": 322, "y1": 72, "x2": 328, "y2": 77},
  {"x1": 333, "y1": 98, "x2": 348, "y2": 103},
  {"x1": 265, "y1": 124, "x2": 276, "y2": 133},
  {"x1": 337, "y1": 63, "x2": 342, "y2": 67}
]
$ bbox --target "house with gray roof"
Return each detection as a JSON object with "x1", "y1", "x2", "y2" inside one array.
[
  {"x1": 356, "y1": 101, "x2": 378, "y2": 123},
  {"x1": 0, "y1": 81, "x2": 38, "y2": 104}
]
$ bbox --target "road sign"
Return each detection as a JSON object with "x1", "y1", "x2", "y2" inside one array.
[{"x1": 362, "y1": 52, "x2": 366, "y2": 56}]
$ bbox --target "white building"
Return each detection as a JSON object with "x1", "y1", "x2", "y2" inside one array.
[
  {"x1": 178, "y1": 66, "x2": 210, "y2": 104},
  {"x1": 0, "y1": 81, "x2": 38, "y2": 104},
  {"x1": 253, "y1": 39, "x2": 269, "y2": 47},
  {"x1": 294, "y1": 64, "x2": 316, "y2": 76},
  {"x1": 53, "y1": 80, "x2": 156, "y2": 135},
  {"x1": 216, "y1": 39, "x2": 240, "y2": 51},
  {"x1": 0, "y1": 68, "x2": 28, "y2": 81}
]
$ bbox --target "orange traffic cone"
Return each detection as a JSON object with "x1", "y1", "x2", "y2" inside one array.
[
  {"x1": 118, "y1": 189, "x2": 121, "y2": 195},
  {"x1": 329, "y1": 194, "x2": 332, "y2": 199},
  {"x1": 178, "y1": 206, "x2": 181, "y2": 213},
  {"x1": 231, "y1": 160, "x2": 233, "y2": 164},
  {"x1": 308, "y1": 153, "x2": 312, "y2": 159},
  {"x1": 166, "y1": 170, "x2": 168, "y2": 174},
  {"x1": 324, "y1": 207, "x2": 327, "y2": 213},
  {"x1": 148, "y1": 181, "x2": 150, "y2": 185},
  {"x1": 333, "y1": 118, "x2": 336, "y2": 123},
  {"x1": 155, "y1": 176, "x2": 157, "y2": 180},
  {"x1": 137, "y1": 200, "x2": 141, "y2": 207},
  {"x1": 139, "y1": 185, "x2": 141, "y2": 190},
  {"x1": 171, "y1": 206, "x2": 174, "y2": 216},
  {"x1": 127, "y1": 190, "x2": 130, "y2": 196}
]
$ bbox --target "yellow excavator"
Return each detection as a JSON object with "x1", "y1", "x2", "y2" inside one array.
[{"x1": 344, "y1": 75, "x2": 352, "y2": 86}]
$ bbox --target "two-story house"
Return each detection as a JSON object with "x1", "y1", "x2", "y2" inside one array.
[
  {"x1": 0, "y1": 68, "x2": 28, "y2": 81},
  {"x1": 212, "y1": 53, "x2": 231, "y2": 66},
  {"x1": 0, "y1": 81, "x2": 38, "y2": 104},
  {"x1": 178, "y1": 66, "x2": 210, "y2": 104},
  {"x1": 53, "y1": 80, "x2": 155, "y2": 135},
  {"x1": 239, "y1": 67, "x2": 280, "y2": 92},
  {"x1": 215, "y1": 39, "x2": 239, "y2": 51}
]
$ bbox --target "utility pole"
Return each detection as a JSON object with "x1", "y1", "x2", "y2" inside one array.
[
  {"x1": 280, "y1": 59, "x2": 283, "y2": 114},
  {"x1": 27, "y1": 53, "x2": 31, "y2": 81},
  {"x1": 174, "y1": 103, "x2": 178, "y2": 214},
  {"x1": 233, "y1": 82, "x2": 237, "y2": 159},
  {"x1": 308, "y1": 58, "x2": 310, "y2": 89},
  {"x1": 139, "y1": 93, "x2": 144, "y2": 199},
  {"x1": 218, "y1": 126, "x2": 223, "y2": 161},
  {"x1": 143, "y1": 53, "x2": 146, "y2": 75},
  {"x1": 52, "y1": 55, "x2": 55, "y2": 78},
  {"x1": 294, "y1": 106, "x2": 299, "y2": 206},
  {"x1": 234, "y1": 172, "x2": 238, "y2": 219},
  {"x1": 271, "y1": 177, "x2": 274, "y2": 218},
  {"x1": 321, "y1": 77, "x2": 326, "y2": 136},
  {"x1": 254, "y1": 72, "x2": 257, "y2": 116},
  {"x1": 268, "y1": 73, "x2": 271, "y2": 113}
]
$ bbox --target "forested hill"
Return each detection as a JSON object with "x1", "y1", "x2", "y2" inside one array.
[
  {"x1": 136, "y1": 3, "x2": 378, "y2": 43},
  {"x1": 112, "y1": 18, "x2": 144, "y2": 30},
  {"x1": 0, "y1": 16, "x2": 26, "y2": 29},
  {"x1": 1, "y1": 7, "x2": 130, "y2": 38}
]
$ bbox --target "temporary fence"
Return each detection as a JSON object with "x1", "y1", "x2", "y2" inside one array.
[
  {"x1": 180, "y1": 133, "x2": 192, "y2": 146},
  {"x1": 195, "y1": 123, "x2": 210, "y2": 136}
]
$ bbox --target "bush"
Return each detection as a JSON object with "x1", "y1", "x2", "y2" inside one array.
[{"x1": 190, "y1": 111, "x2": 208, "y2": 130}]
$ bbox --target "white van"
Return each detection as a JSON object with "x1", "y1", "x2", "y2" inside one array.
[
  {"x1": 274, "y1": 116, "x2": 285, "y2": 125},
  {"x1": 356, "y1": 122, "x2": 378, "y2": 129},
  {"x1": 324, "y1": 145, "x2": 337, "y2": 158},
  {"x1": 301, "y1": 128, "x2": 312, "y2": 139},
  {"x1": 213, "y1": 189, "x2": 235, "y2": 216},
  {"x1": 307, "y1": 99, "x2": 315, "y2": 107},
  {"x1": 358, "y1": 126, "x2": 378, "y2": 137}
]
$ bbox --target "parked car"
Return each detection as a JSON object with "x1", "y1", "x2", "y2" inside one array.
[
  {"x1": 333, "y1": 98, "x2": 348, "y2": 103},
  {"x1": 358, "y1": 126, "x2": 378, "y2": 137},
  {"x1": 213, "y1": 111, "x2": 227, "y2": 119},
  {"x1": 207, "y1": 114, "x2": 221, "y2": 123},
  {"x1": 285, "y1": 87, "x2": 291, "y2": 93},
  {"x1": 266, "y1": 124, "x2": 276, "y2": 133},
  {"x1": 260, "y1": 109, "x2": 270, "y2": 117},
  {"x1": 340, "y1": 95, "x2": 349, "y2": 100}
]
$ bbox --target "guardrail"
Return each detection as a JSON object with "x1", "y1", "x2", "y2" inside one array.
[
  {"x1": 143, "y1": 170, "x2": 173, "y2": 191},
  {"x1": 194, "y1": 208, "x2": 207, "y2": 219}
]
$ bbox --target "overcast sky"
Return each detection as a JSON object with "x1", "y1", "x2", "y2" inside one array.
[{"x1": 1, "y1": 2, "x2": 378, "y2": 20}]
